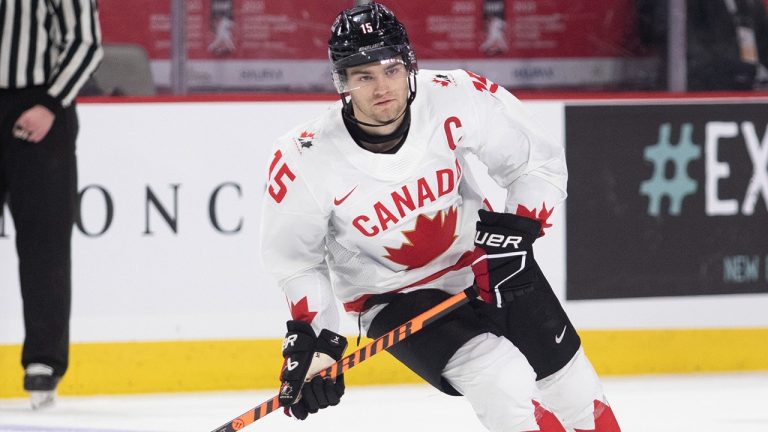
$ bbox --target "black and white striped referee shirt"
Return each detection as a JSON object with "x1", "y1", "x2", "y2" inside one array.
[{"x1": 0, "y1": 0, "x2": 103, "y2": 109}]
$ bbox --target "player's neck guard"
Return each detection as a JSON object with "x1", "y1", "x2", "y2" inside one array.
[{"x1": 343, "y1": 104, "x2": 411, "y2": 154}]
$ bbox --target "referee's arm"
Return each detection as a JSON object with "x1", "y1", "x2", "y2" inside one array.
[{"x1": 42, "y1": 0, "x2": 104, "y2": 112}]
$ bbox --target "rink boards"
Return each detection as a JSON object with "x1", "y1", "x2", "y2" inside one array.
[{"x1": 2, "y1": 95, "x2": 767, "y2": 397}]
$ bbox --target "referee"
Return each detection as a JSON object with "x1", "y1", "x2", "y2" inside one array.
[{"x1": 0, "y1": 0, "x2": 102, "y2": 409}]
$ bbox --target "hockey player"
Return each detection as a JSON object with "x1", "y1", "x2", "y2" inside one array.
[{"x1": 260, "y1": 3, "x2": 621, "y2": 431}]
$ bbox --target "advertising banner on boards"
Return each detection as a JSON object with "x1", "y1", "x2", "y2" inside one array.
[{"x1": 565, "y1": 103, "x2": 768, "y2": 300}]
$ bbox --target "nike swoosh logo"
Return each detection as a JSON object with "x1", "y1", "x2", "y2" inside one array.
[
  {"x1": 334, "y1": 186, "x2": 357, "y2": 206},
  {"x1": 555, "y1": 326, "x2": 567, "y2": 344}
]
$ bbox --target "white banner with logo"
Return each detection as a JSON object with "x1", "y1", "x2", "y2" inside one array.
[
  {"x1": 2, "y1": 99, "x2": 766, "y2": 345},
  {"x1": 1, "y1": 101, "x2": 336, "y2": 343}
]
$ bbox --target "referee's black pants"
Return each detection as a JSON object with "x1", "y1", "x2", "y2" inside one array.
[{"x1": 0, "y1": 87, "x2": 78, "y2": 379}]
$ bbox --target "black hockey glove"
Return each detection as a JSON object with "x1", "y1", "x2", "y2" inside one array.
[
  {"x1": 278, "y1": 320, "x2": 348, "y2": 420},
  {"x1": 471, "y1": 209, "x2": 541, "y2": 308}
]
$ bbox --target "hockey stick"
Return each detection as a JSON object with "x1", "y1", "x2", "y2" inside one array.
[{"x1": 210, "y1": 288, "x2": 473, "y2": 432}]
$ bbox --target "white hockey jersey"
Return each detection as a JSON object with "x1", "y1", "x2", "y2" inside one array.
[{"x1": 260, "y1": 69, "x2": 567, "y2": 334}]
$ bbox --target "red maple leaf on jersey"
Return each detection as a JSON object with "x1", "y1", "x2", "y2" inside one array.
[
  {"x1": 288, "y1": 296, "x2": 317, "y2": 324},
  {"x1": 431, "y1": 74, "x2": 454, "y2": 87},
  {"x1": 432, "y1": 78, "x2": 450, "y2": 87},
  {"x1": 515, "y1": 203, "x2": 554, "y2": 236},
  {"x1": 384, "y1": 207, "x2": 458, "y2": 270},
  {"x1": 465, "y1": 70, "x2": 499, "y2": 94},
  {"x1": 296, "y1": 131, "x2": 316, "y2": 151}
]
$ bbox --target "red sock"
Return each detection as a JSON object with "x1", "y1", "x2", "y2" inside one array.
[{"x1": 532, "y1": 400, "x2": 567, "y2": 432}]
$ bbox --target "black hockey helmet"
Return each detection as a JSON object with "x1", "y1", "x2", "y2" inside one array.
[{"x1": 328, "y1": 2, "x2": 418, "y2": 95}]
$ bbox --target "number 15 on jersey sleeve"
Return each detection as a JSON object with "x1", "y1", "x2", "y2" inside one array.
[{"x1": 268, "y1": 149, "x2": 296, "y2": 203}]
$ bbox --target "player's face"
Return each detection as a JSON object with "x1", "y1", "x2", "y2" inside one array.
[{"x1": 346, "y1": 59, "x2": 409, "y2": 126}]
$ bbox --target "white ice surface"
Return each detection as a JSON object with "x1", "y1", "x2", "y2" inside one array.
[{"x1": 1, "y1": 372, "x2": 767, "y2": 431}]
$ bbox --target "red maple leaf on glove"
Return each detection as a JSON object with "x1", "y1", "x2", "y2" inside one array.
[
  {"x1": 384, "y1": 207, "x2": 458, "y2": 270},
  {"x1": 288, "y1": 296, "x2": 317, "y2": 324},
  {"x1": 515, "y1": 203, "x2": 554, "y2": 236}
]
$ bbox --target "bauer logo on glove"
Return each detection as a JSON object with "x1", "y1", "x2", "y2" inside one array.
[
  {"x1": 474, "y1": 231, "x2": 523, "y2": 249},
  {"x1": 471, "y1": 210, "x2": 541, "y2": 308}
]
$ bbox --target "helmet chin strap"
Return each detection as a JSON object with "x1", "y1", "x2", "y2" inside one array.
[{"x1": 345, "y1": 104, "x2": 411, "y2": 146}]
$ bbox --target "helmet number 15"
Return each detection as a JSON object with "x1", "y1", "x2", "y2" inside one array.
[
  {"x1": 360, "y1": 22, "x2": 374, "y2": 33},
  {"x1": 268, "y1": 149, "x2": 296, "y2": 203}
]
